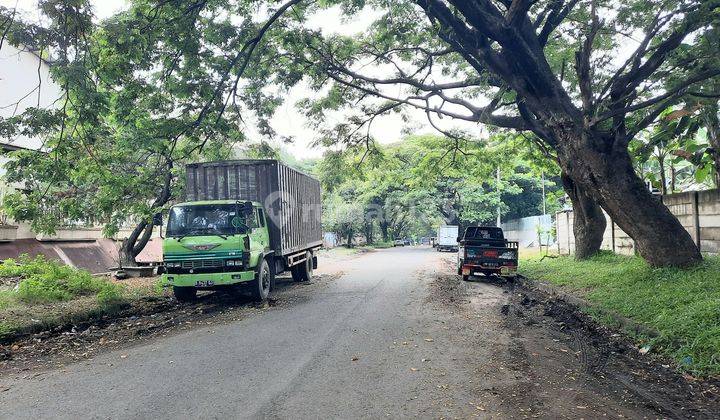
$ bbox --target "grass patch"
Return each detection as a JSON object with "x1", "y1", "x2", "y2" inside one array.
[
  {"x1": 369, "y1": 241, "x2": 395, "y2": 249},
  {"x1": 0, "y1": 254, "x2": 120, "y2": 305},
  {"x1": 520, "y1": 252, "x2": 720, "y2": 377},
  {"x1": 0, "y1": 290, "x2": 15, "y2": 309},
  {"x1": 0, "y1": 254, "x2": 163, "y2": 342}
]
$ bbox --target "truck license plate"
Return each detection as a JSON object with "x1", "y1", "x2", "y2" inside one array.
[{"x1": 195, "y1": 280, "x2": 215, "y2": 287}]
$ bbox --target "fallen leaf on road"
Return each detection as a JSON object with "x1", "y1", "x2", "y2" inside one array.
[
  {"x1": 351, "y1": 356, "x2": 359, "y2": 361},
  {"x1": 410, "y1": 367, "x2": 418, "y2": 372},
  {"x1": 0, "y1": 386, "x2": 10, "y2": 393},
  {"x1": 120, "y1": 354, "x2": 128, "y2": 359},
  {"x1": 422, "y1": 358, "x2": 430, "y2": 362},
  {"x1": 576, "y1": 406, "x2": 588, "y2": 409},
  {"x1": 424, "y1": 338, "x2": 434, "y2": 342}
]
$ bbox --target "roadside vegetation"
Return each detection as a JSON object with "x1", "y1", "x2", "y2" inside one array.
[
  {"x1": 0, "y1": 255, "x2": 160, "y2": 341},
  {"x1": 520, "y1": 253, "x2": 720, "y2": 377}
]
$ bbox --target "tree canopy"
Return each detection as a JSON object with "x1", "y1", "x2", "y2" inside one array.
[
  {"x1": 314, "y1": 133, "x2": 562, "y2": 245},
  {"x1": 0, "y1": 0, "x2": 718, "y2": 266}
]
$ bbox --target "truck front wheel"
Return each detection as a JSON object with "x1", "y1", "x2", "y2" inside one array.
[
  {"x1": 173, "y1": 286, "x2": 197, "y2": 302},
  {"x1": 251, "y1": 259, "x2": 271, "y2": 301}
]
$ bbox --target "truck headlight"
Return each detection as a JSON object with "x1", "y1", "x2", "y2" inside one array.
[
  {"x1": 226, "y1": 260, "x2": 242, "y2": 267},
  {"x1": 498, "y1": 251, "x2": 516, "y2": 260}
]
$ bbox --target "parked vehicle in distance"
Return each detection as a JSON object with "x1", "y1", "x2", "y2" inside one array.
[
  {"x1": 160, "y1": 160, "x2": 322, "y2": 302},
  {"x1": 457, "y1": 226, "x2": 518, "y2": 281},
  {"x1": 393, "y1": 239, "x2": 405, "y2": 247},
  {"x1": 403, "y1": 239, "x2": 411, "y2": 246},
  {"x1": 436, "y1": 225, "x2": 459, "y2": 252}
]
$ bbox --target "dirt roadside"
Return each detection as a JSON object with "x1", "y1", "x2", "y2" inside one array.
[
  {"x1": 0, "y1": 272, "x2": 341, "y2": 378},
  {"x1": 0, "y1": 247, "x2": 368, "y2": 377},
  {"x1": 428, "y1": 255, "x2": 720, "y2": 419}
]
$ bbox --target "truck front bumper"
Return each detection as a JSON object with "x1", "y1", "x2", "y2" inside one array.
[{"x1": 162, "y1": 270, "x2": 255, "y2": 288}]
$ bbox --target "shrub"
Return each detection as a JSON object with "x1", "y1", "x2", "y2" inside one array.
[
  {"x1": 0, "y1": 254, "x2": 116, "y2": 304},
  {"x1": 96, "y1": 283, "x2": 125, "y2": 307}
]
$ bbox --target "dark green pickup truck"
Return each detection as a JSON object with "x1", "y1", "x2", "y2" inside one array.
[{"x1": 457, "y1": 226, "x2": 518, "y2": 281}]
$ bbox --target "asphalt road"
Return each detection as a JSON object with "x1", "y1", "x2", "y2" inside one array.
[
  {"x1": 2, "y1": 246, "x2": 692, "y2": 419},
  {"x1": 2, "y1": 246, "x2": 509, "y2": 419}
]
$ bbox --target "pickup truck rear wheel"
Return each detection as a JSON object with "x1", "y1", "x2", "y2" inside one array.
[
  {"x1": 173, "y1": 286, "x2": 197, "y2": 302},
  {"x1": 251, "y1": 259, "x2": 271, "y2": 301}
]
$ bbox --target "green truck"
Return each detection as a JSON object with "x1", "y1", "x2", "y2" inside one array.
[{"x1": 159, "y1": 160, "x2": 323, "y2": 301}]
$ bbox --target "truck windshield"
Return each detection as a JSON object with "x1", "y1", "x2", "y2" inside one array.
[{"x1": 166, "y1": 204, "x2": 253, "y2": 237}]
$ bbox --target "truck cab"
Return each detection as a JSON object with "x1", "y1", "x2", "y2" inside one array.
[
  {"x1": 457, "y1": 226, "x2": 518, "y2": 281},
  {"x1": 161, "y1": 159, "x2": 323, "y2": 302},
  {"x1": 161, "y1": 200, "x2": 277, "y2": 301}
]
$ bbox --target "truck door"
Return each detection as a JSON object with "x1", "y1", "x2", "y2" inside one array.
[{"x1": 254, "y1": 207, "x2": 270, "y2": 251}]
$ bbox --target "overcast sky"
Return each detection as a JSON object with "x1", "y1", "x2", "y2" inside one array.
[{"x1": 1, "y1": 0, "x2": 481, "y2": 158}]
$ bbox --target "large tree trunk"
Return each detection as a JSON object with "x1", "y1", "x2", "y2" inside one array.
[
  {"x1": 379, "y1": 221, "x2": 389, "y2": 242},
  {"x1": 364, "y1": 221, "x2": 373, "y2": 245},
  {"x1": 119, "y1": 161, "x2": 174, "y2": 266},
  {"x1": 557, "y1": 132, "x2": 701, "y2": 267},
  {"x1": 346, "y1": 228, "x2": 353, "y2": 247},
  {"x1": 120, "y1": 220, "x2": 153, "y2": 267},
  {"x1": 410, "y1": 0, "x2": 714, "y2": 268},
  {"x1": 561, "y1": 172, "x2": 606, "y2": 259}
]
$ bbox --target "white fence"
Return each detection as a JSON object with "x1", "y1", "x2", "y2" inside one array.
[
  {"x1": 556, "y1": 189, "x2": 720, "y2": 255},
  {"x1": 500, "y1": 214, "x2": 554, "y2": 247}
]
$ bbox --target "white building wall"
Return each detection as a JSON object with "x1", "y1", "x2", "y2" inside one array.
[
  {"x1": 0, "y1": 43, "x2": 68, "y2": 240},
  {"x1": 0, "y1": 43, "x2": 64, "y2": 149}
]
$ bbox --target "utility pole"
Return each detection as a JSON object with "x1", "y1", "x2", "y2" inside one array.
[
  {"x1": 496, "y1": 166, "x2": 501, "y2": 227},
  {"x1": 541, "y1": 171, "x2": 546, "y2": 215}
]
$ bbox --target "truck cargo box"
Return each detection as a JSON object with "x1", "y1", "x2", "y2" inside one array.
[{"x1": 185, "y1": 160, "x2": 322, "y2": 256}]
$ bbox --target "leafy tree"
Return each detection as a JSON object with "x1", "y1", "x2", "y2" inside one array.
[
  {"x1": 0, "y1": 0, "x2": 299, "y2": 264},
  {"x1": 291, "y1": 0, "x2": 720, "y2": 266},
  {"x1": 5, "y1": 0, "x2": 718, "y2": 267},
  {"x1": 314, "y1": 133, "x2": 551, "y2": 244}
]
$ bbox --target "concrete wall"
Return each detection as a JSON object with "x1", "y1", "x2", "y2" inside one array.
[
  {"x1": 557, "y1": 189, "x2": 720, "y2": 256},
  {"x1": 0, "y1": 43, "x2": 64, "y2": 150},
  {"x1": 501, "y1": 214, "x2": 553, "y2": 247}
]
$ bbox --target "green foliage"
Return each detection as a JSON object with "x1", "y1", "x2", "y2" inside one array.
[
  {"x1": 315, "y1": 133, "x2": 562, "y2": 243},
  {"x1": 0, "y1": 0, "x2": 257, "y2": 239},
  {"x1": 0, "y1": 321, "x2": 14, "y2": 340},
  {"x1": 96, "y1": 283, "x2": 125, "y2": 307},
  {"x1": 0, "y1": 254, "x2": 120, "y2": 304},
  {"x1": 0, "y1": 290, "x2": 14, "y2": 310},
  {"x1": 521, "y1": 253, "x2": 720, "y2": 376}
]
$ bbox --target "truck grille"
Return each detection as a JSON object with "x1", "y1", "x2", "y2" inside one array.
[{"x1": 181, "y1": 259, "x2": 223, "y2": 269}]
